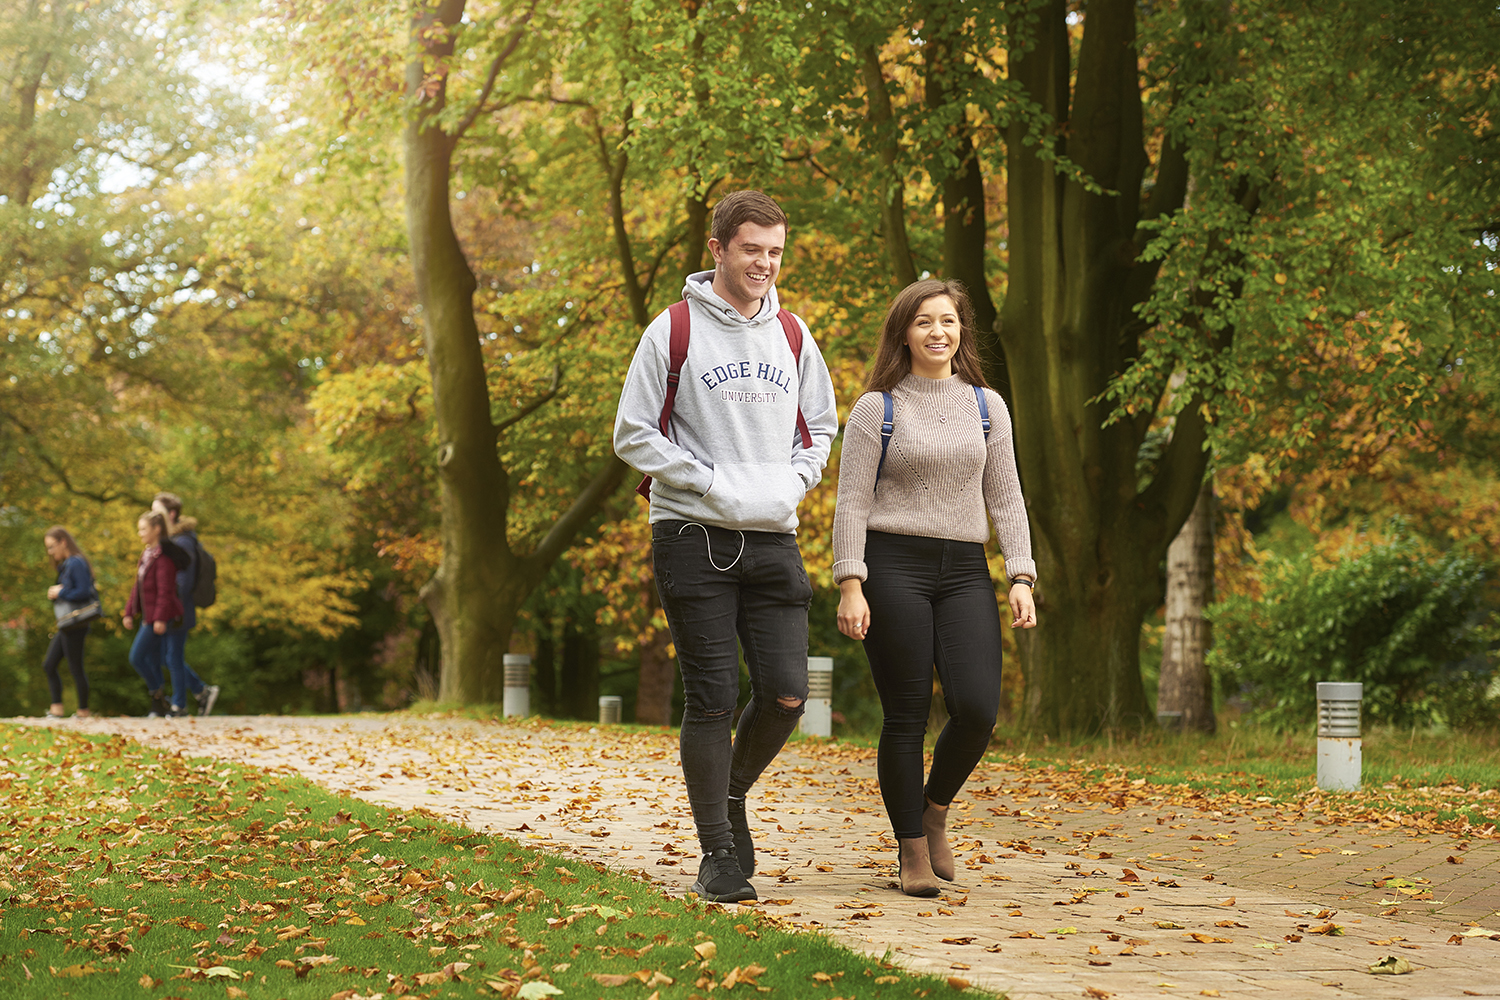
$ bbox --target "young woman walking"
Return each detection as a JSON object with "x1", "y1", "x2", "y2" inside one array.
[
  {"x1": 831, "y1": 279, "x2": 1038, "y2": 897},
  {"x1": 123, "y1": 510, "x2": 184, "y2": 718},
  {"x1": 42, "y1": 527, "x2": 97, "y2": 718}
]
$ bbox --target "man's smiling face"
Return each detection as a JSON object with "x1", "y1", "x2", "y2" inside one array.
[{"x1": 709, "y1": 221, "x2": 786, "y2": 319}]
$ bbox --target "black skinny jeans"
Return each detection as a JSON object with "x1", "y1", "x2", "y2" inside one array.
[
  {"x1": 653, "y1": 520, "x2": 810, "y2": 855},
  {"x1": 42, "y1": 625, "x2": 90, "y2": 710},
  {"x1": 862, "y1": 531, "x2": 1004, "y2": 840}
]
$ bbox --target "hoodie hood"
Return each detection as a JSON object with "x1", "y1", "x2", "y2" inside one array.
[{"x1": 681, "y1": 270, "x2": 782, "y2": 328}]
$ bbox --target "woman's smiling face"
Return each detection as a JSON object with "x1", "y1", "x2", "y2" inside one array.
[{"x1": 904, "y1": 294, "x2": 960, "y2": 379}]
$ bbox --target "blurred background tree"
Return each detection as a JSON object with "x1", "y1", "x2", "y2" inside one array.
[{"x1": 2, "y1": 0, "x2": 1495, "y2": 733}]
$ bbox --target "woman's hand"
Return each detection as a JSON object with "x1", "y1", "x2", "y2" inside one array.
[
  {"x1": 1009, "y1": 582, "x2": 1037, "y2": 629},
  {"x1": 122, "y1": 615, "x2": 134, "y2": 630},
  {"x1": 837, "y1": 579, "x2": 872, "y2": 641},
  {"x1": 153, "y1": 620, "x2": 167, "y2": 635},
  {"x1": 47, "y1": 584, "x2": 61, "y2": 600}
]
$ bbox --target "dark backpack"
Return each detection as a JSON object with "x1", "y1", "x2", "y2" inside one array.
[
  {"x1": 191, "y1": 540, "x2": 218, "y2": 608},
  {"x1": 635, "y1": 299, "x2": 813, "y2": 499}
]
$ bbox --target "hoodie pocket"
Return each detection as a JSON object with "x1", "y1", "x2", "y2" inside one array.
[{"x1": 702, "y1": 463, "x2": 806, "y2": 530}]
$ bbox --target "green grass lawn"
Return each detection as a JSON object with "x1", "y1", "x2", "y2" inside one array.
[
  {"x1": 0, "y1": 725, "x2": 965, "y2": 1000},
  {"x1": 982, "y1": 721, "x2": 1500, "y2": 830}
]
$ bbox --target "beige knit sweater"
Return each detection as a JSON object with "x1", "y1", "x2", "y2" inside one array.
[{"x1": 831, "y1": 373, "x2": 1036, "y2": 584}]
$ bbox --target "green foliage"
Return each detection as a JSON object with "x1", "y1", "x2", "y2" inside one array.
[
  {"x1": 1116, "y1": 0, "x2": 1500, "y2": 465},
  {"x1": 1206, "y1": 530, "x2": 1497, "y2": 730}
]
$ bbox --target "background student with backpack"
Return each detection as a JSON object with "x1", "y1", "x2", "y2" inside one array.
[
  {"x1": 42, "y1": 526, "x2": 100, "y2": 719},
  {"x1": 124, "y1": 510, "x2": 185, "y2": 718},
  {"x1": 831, "y1": 279, "x2": 1038, "y2": 898},
  {"x1": 152, "y1": 492, "x2": 220, "y2": 716}
]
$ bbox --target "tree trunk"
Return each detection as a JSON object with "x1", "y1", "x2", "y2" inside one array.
[
  {"x1": 1, "y1": 0, "x2": 55, "y2": 205},
  {"x1": 635, "y1": 592, "x2": 675, "y2": 725},
  {"x1": 404, "y1": 0, "x2": 627, "y2": 705},
  {"x1": 561, "y1": 618, "x2": 601, "y2": 720},
  {"x1": 535, "y1": 631, "x2": 558, "y2": 714},
  {"x1": 861, "y1": 43, "x2": 918, "y2": 288},
  {"x1": 1158, "y1": 477, "x2": 1217, "y2": 733},
  {"x1": 996, "y1": 0, "x2": 1209, "y2": 733}
]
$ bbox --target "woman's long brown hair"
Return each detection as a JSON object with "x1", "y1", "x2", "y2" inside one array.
[
  {"x1": 864, "y1": 279, "x2": 990, "y2": 393},
  {"x1": 44, "y1": 526, "x2": 91, "y2": 574}
]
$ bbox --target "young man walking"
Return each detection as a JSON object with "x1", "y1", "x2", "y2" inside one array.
[
  {"x1": 613, "y1": 190, "x2": 837, "y2": 903},
  {"x1": 152, "y1": 492, "x2": 220, "y2": 717}
]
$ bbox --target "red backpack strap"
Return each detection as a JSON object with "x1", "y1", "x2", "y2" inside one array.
[
  {"x1": 777, "y1": 309, "x2": 813, "y2": 450},
  {"x1": 636, "y1": 301, "x2": 693, "y2": 499}
]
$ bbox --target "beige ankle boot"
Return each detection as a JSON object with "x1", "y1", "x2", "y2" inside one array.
[
  {"x1": 923, "y1": 798, "x2": 955, "y2": 881},
  {"x1": 898, "y1": 837, "x2": 941, "y2": 898}
]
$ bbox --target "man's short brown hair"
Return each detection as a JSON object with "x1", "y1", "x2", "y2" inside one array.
[
  {"x1": 153, "y1": 492, "x2": 183, "y2": 517},
  {"x1": 710, "y1": 190, "x2": 789, "y2": 247}
]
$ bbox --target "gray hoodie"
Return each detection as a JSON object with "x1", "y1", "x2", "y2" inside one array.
[{"x1": 613, "y1": 271, "x2": 838, "y2": 533}]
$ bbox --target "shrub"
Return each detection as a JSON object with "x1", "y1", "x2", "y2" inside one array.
[{"x1": 1206, "y1": 531, "x2": 1497, "y2": 731}]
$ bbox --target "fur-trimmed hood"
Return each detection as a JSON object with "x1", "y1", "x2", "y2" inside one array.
[{"x1": 170, "y1": 516, "x2": 199, "y2": 537}]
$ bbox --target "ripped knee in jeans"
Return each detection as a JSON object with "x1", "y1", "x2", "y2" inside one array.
[{"x1": 776, "y1": 695, "x2": 804, "y2": 712}]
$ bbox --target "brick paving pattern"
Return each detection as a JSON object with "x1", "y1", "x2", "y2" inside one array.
[{"x1": 26, "y1": 713, "x2": 1500, "y2": 999}]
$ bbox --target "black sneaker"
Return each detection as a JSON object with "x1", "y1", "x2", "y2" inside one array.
[
  {"x1": 146, "y1": 692, "x2": 168, "y2": 719},
  {"x1": 727, "y1": 797, "x2": 755, "y2": 877},
  {"x1": 166, "y1": 705, "x2": 189, "y2": 719},
  {"x1": 197, "y1": 684, "x2": 220, "y2": 717},
  {"x1": 691, "y1": 848, "x2": 756, "y2": 904}
]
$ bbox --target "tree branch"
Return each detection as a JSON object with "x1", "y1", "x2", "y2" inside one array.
[
  {"x1": 0, "y1": 409, "x2": 151, "y2": 506},
  {"x1": 449, "y1": 1, "x2": 538, "y2": 145},
  {"x1": 1136, "y1": 394, "x2": 1210, "y2": 548},
  {"x1": 523, "y1": 455, "x2": 631, "y2": 577},
  {"x1": 592, "y1": 104, "x2": 649, "y2": 326},
  {"x1": 641, "y1": 231, "x2": 686, "y2": 304},
  {"x1": 493, "y1": 363, "x2": 561, "y2": 437}
]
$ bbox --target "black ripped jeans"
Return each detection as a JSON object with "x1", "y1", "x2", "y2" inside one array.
[
  {"x1": 861, "y1": 531, "x2": 1004, "y2": 840},
  {"x1": 653, "y1": 520, "x2": 810, "y2": 855}
]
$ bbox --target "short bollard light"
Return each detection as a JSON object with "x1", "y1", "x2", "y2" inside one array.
[
  {"x1": 1316, "y1": 681, "x2": 1362, "y2": 792},
  {"x1": 598, "y1": 695, "x2": 623, "y2": 725},
  {"x1": 502, "y1": 654, "x2": 531, "y2": 718},
  {"x1": 801, "y1": 657, "x2": 834, "y2": 737}
]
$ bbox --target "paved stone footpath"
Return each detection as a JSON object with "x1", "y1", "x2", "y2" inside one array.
[{"x1": 26, "y1": 713, "x2": 1500, "y2": 1000}]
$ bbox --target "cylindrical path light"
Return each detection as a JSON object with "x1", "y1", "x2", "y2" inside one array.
[
  {"x1": 801, "y1": 657, "x2": 834, "y2": 737},
  {"x1": 1316, "y1": 681, "x2": 1362, "y2": 792},
  {"x1": 598, "y1": 695, "x2": 622, "y2": 725},
  {"x1": 503, "y1": 654, "x2": 531, "y2": 718}
]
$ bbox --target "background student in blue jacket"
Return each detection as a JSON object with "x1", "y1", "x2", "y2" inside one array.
[{"x1": 42, "y1": 527, "x2": 97, "y2": 719}]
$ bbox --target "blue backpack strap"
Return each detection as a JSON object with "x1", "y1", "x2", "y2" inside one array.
[
  {"x1": 874, "y1": 391, "x2": 894, "y2": 492},
  {"x1": 974, "y1": 384, "x2": 991, "y2": 439}
]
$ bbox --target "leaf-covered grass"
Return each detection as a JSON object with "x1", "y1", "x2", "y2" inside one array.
[
  {"x1": 983, "y1": 721, "x2": 1500, "y2": 831},
  {"x1": 0, "y1": 726, "x2": 967, "y2": 999}
]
